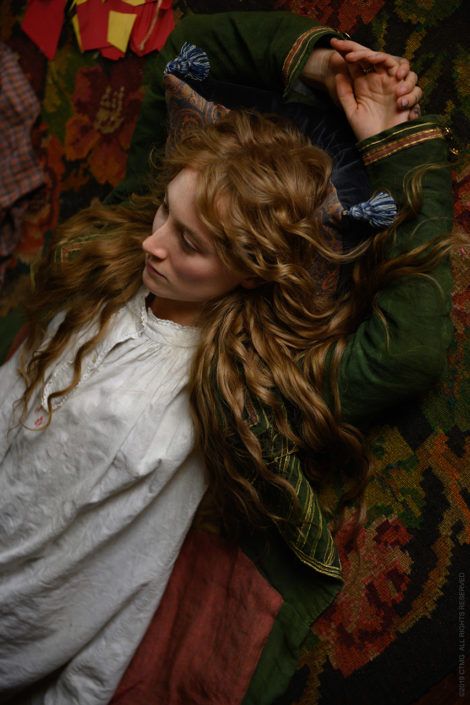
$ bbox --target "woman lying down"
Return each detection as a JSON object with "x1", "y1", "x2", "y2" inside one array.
[{"x1": 0, "y1": 10, "x2": 454, "y2": 705}]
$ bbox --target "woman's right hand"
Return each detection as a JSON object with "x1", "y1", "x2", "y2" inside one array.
[
  {"x1": 301, "y1": 38, "x2": 422, "y2": 118},
  {"x1": 334, "y1": 57, "x2": 412, "y2": 141}
]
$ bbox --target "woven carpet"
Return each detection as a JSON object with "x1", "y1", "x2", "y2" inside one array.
[{"x1": 0, "y1": 1, "x2": 468, "y2": 704}]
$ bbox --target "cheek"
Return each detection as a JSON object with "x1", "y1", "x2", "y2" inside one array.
[
  {"x1": 174, "y1": 260, "x2": 219, "y2": 286},
  {"x1": 173, "y1": 257, "x2": 236, "y2": 295}
]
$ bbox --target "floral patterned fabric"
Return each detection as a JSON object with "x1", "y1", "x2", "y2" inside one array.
[{"x1": 0, "y1": 1, "x2": 468, "y2": 704}]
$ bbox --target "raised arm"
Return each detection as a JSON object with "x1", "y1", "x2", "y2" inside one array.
[
  {"x1": 329, "y1": 60, "x2": 454, "y2": 423},
  {"x1": 302, "y1": 37, "x2": 421, "y2": 115},
  {"x1": 108, "y1": 11, "x2": 419, "y2": 204},
  {"x1": 107, "y1": 11, "x2": 341, "y2": 203},
  {"x1": 337, "y1": 122, "x2": 453, "y2": 425}
]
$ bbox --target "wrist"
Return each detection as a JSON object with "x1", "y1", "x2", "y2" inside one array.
[
  {"x1": 353, "y1": 111, "x2": 410, "y2": 142},
  {"x1": 301, "y1": 47, "x2": 335, "y2": 91}
]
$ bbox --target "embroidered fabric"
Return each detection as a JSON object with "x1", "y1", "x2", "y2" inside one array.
[
  {"x1": 37, "y1": 288, "x2": 200, "y2": 415},
  {"x1": 0, "y1": 287, "x2": 207, "y2": 704}
]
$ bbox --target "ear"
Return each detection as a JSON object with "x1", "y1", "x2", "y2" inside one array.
[{"x1": 240, "y1": 276, "x2": 262, "y2": 290}]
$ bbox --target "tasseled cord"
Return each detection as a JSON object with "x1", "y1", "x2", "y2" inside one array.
[
  {"x1": 344, "y1": 192, "x2": 398, "y2": 229},
  {"x1": 164, "y1": 42, "x2": 210, "y2": 81}
]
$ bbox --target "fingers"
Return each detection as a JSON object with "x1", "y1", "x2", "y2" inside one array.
[
  {"x1": 330, "y1": 37, "x2": 374, "y2": 55},
  {"x1": 395, "y1": 69, "x2": 417, "y2": 96},
  {"x1": 394, "y1": 58, "x2": 410, "y2": 82},
  {"x1": 329, "y1": 37, "x2": 424, "y2": 117},
  {"x1": 334, "y1": 71, "x2": 357, "y2": 118},
  {"x1": 409, "y1": 104, "x2": 422, "y2": 119},
  {"x1": 331, "y1": 38, "x2": 413, "y2": 79},
  {"x1": 397, "y1": 81, "x2": 423, "y2": 109},
  {"x1": 340, "y1": 49, "x2": 399, "y2": 71},
  {"x1": 331, "y1": 39, "x2": 401, "y2": 70}
]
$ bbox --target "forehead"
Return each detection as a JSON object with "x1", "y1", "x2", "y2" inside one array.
[
  {"x1": 162, "y1": 168, "x2": 213, "y2": 247},
  {"x1": 168, "y1": 167, "x2": 200, "y2": 196}
]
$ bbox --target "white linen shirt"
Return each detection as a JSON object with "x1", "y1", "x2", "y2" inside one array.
[{"x1": 0, "y1": 288, "x2": 208, "y2": 704}]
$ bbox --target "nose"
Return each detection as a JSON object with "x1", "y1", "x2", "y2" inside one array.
[{"x1": 142, "y1": 222, "x2": 169, "y2": 261}]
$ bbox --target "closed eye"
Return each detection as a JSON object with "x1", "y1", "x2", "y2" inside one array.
[
  {"x1": 155, "y1": 191, "x2": 210, "y2": 257},
  {"x1": 179, "y1": 232, "x2": 199, "y2": 254}
]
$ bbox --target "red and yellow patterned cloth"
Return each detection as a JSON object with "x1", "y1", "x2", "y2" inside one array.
[{"x1": 21, "y1": 0, "x2": 175, "y2": 60}]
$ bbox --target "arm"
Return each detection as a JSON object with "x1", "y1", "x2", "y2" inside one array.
[
  {"x1": 107, "y1": 11, "x2": 344, "y2": 204},
  {"x1": 337, "y1": 122, "x2": 453, "y2": 425},
  {"x1": 244, "y1": 124, "x2": 453, "y2": 573},
  {"x1": 108, "y1": 11, "x2": 420, "y2": 204},
  {"x1": 302, "y1": 38, "x2": 421, "y2": 113},
  {"x1": 243, "y1": 395, "x2": 343, "y2": 581},
  {"x1": 325, "y1": 59, "x2": 454, "y2": 424}
]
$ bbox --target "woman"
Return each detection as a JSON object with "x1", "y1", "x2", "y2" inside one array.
[{"x1": 0, "y1": 16, "x2": 453, "y2": 705}]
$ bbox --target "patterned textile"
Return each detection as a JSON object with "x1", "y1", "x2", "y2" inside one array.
[
  {"x1": 0, "y1": 1, "x2": 468, "y2": 704},
  {"x1": 163, "y1": 72, "x2": 229, "y2": 152},
  {"x1": 0, "y1": 41, "x2": 45, "y2": 287}
]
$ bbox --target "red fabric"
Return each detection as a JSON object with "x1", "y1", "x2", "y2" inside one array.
[
  {"x1": 100, "y1": 46, "x2": 126, "y2": 61},
  {"x1": 131, "y1": 1, "x2": 175, "y2": 55},
  {"x1": 111, "y1": 528, "x2": 283, "y2": 705},
  {"x1": 21, "y1": 0, "x2": 174, "y2": 60},
  {"x1": 21, "y1": 0, "x2": 67, "y2": 60},
  {"x1": 76, "y1": 0, "x2": 113, "y2": 51}
]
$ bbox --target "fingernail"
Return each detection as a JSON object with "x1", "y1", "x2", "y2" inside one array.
[{"x1": 400, "y1": 98, "x2": 408, "y2": 108}]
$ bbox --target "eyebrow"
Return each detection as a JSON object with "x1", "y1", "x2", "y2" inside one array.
[{"x1": 164, "y1": 188, "x2": 210, "y2": 251}]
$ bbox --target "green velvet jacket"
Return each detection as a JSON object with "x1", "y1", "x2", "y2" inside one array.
[{"x1": 109, "y1": 11, "x2": 454, "y2": 703}]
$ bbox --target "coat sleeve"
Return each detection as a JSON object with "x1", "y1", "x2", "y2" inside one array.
[
  {"x1": 335, "y1": 119, "x2": 455, "y2": 425},
  {"x1": 244, "y1": 394, "x2": 343, "y2": 582},
  {"x1": 245, "y1": 122, "x2": 454, "y2": 575},
  {"x1": 106, "y1": 10, "x2": 343, "y2": 204}
]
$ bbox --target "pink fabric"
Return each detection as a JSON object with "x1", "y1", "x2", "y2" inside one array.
[{"x1": 111, "y1": 528, "x2": 283, "y2": 705}]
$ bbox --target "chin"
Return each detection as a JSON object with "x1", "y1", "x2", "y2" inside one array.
[{"x1": 143, "y1": 269, "x2": 161, "y2": 293}]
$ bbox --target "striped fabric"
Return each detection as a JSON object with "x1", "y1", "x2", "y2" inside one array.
[
  {"x1": 247, "y1": 394, "x2": 343, "y2": 580},
  {"x1": 358, "y1": 122, "x2": 449, "y2": 166},
  {"x1": 281, "y1": 25, "x2": 342, "y2": 95}
]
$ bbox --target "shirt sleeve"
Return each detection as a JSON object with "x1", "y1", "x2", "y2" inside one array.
[
  {"x1": 106, "y1": 10, "x2": 342, "y2": 204},
  {"x1": 335, "y1": 118, "x2": 455, "y2": 425}
]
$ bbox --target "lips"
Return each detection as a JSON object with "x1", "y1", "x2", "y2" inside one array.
[{"x1": 146, "y1": 260, "x2": 166, "y2": 279}]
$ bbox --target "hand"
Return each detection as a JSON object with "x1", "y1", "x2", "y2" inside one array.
[
  {"x1": 301, "y1": 38, "x2": 422, "y2": 117},
  {"x1": 334, "y1": 59, "x2": 410, "y2": 141},
  {"x1": 330, "y1": 38, "x2": 422, "y2": 117}
]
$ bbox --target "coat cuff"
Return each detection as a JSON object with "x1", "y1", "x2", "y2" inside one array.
[
  {"x1": 356, "y1": 118, "x2": 458, "y2": 167},
  {"x1": 282, "y1": 25, "x2": 345, "y2": 98}
]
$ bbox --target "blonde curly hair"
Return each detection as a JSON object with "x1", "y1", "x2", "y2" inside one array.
[{"x1": 19, "y1": 110, "x2": 449, "y2": 536}]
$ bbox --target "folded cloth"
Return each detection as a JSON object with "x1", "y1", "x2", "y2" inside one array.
[{"x1": 0, "y1": 42, "x2": 45, "y2": 284}]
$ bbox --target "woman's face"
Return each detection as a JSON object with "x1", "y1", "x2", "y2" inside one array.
[{"x1": 142, "y1": 168, "x2": 250, "y2": 322}]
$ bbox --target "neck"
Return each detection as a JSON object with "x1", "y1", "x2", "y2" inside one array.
[{"x1": 149, "y1": 295, "x2": 202, "y2": 326}]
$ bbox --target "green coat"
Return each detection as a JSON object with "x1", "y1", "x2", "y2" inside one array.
[{"x1": 109, "y1": 11, "x2": 454, "y2": 704}]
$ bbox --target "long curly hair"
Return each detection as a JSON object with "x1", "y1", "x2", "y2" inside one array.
[{"x1": 18, "y1": 110, "x2": 451, "y2": 537}]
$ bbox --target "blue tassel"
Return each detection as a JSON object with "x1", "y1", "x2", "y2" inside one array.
[
  {"x1": 345, "y1": 192, "x2": 398, "y2": 229},
  {"x1": 164, "y1": 42, "x2": 210, "y2": 81}
]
